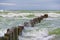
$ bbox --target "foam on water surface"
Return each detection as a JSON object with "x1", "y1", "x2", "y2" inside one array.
[
  {"x1": 19, "y1": 28, "x2": 56, "y2": 40},
  {"x1": 0, "y1": 13, "x2": 60, "y2": 18},
  {"x1": 47, "y1": 13, "x2": 60, "y2": 17},
  {"x1": 0, "y1": 29, "x2": 7, "y2": 37}
]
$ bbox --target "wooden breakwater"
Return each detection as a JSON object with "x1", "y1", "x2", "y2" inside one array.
[{"x1": 0, "y1": 14, "x2": 48, "y2": 40}]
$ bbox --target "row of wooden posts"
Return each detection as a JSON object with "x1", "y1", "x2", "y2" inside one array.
[{"x1": 0, "y1": 14, "x2": 48, "y2": 40}]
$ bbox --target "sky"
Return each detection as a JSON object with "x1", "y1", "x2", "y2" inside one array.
[{"x1": 0, "y1": 0, "x2": 60, "y2": 10}]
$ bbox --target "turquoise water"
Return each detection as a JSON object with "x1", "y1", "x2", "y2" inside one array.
[{"x1": 0, "y1": 13, "x2": 60, "y2": 40}]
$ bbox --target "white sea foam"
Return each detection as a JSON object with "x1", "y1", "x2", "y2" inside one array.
[
  {"x1": 34, "y1": 13, "x2": 60, "y2": 17},
  {"x1": 0, "y1": 12, "x2": 60, "y2": 18},
  {"x1": 34, "y1": 13, "x2": 44, "y2": 17},
  {"x1": 47, "y1": 13, "x2": 60, "y2": 17},
  {"x1": 19, "y1": 28, "x2": 56, "y2": 40},
  {"x1": 0, "y1": 13, "x2": 34, "y2": 18},
  {"x1": 0, "y1": 29, "x2": 7, "y2": 37}
]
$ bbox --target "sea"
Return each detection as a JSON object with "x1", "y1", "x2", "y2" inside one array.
[{"x1": 0, "y1": 10, "x2": 60, "y2": 40}]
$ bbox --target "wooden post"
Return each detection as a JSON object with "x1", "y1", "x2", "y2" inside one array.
[
  {"x1": 37, "y1": 17, "x2": 41, "y2": 23},
  {"x1": 4, "y1": 33, "x2": 10, "y2": 40},
  {"x1": 24, "y1": 22, "x2": 29, "y2": 27},
  {"x1": 13, "y1": 27, "x2": 18, "y2": 40},
  {"x1": 33, "y1": 18, "x2": 38, "y2": 24},
  {"x1": 10, "y1": 28, "x2": 16, "y2": 40},
  {"x1": 18, "y1": 26, "x2": 24, "y2": 35},
  {"x1": 30, "y1": 20, "x2": 35, "y2": 27},
  {"x1": 44, "y1": 14, "x2": 48, "y2": 18},
  {"x1": 7, "y1": 29, "x2": 13, "y2": 40}
]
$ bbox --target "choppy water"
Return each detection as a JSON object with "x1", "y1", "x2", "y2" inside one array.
[{"x1": 0, "y1": 13, "x2": 60, "y2": 40}]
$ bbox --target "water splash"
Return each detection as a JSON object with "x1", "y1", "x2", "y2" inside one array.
[
  {"x1": 19, "y1": 28, "x2": 56, "y2": 40},
  {"x1": 0, "y1": 29, "x2": 7, "y2": 37}
]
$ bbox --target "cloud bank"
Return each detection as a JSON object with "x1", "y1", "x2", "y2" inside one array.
[{"x1": 0, "y1": 3, "x2": 16, "y2": 6}]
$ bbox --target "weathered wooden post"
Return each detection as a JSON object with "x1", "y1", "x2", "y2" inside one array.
[
  {"x1": 24, "y1": 22, "x2": 29, "y2": 27},
  {"x1": 33, "y1": 18, "x2": 38, "y2": 24},
  {"x1": 4, "y1": 29, "x2": 14, "y2": 40},
  {"x1": 13, "y1": 27, "x2": 18, "y2": 40},
  {"x1": 44, "y1": 14, "x2": 48, "y2": 18},
  {"x1": 8, "y1": 27, "x2": 18, "y2": 40},
  {"x1": 12, "y1": 29, "x2": 16, "y2": 40},
  {"x1": 30, "y1": 20, "x2": 35, "y2": 27},
  {"x1": 8, "y1": 28, "x2": 16, "y2": 40},
  {"x1": 18, "y1": 26, "x2": 24, "y2": 35},
  {"x1": 4, "y1": 33, "x2": 10, "y2": 40},
  {"x1": 37, "y1": 17, "x2": 42, "y2": 23}
]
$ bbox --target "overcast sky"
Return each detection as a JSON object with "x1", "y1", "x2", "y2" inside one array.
[{"x1": 0, "y1": 0, "x2": 60, "y2": 10}]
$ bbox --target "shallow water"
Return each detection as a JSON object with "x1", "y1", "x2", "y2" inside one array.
[{"x1": 0, "y1": 13, "x2": 60, "y2": 40}]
